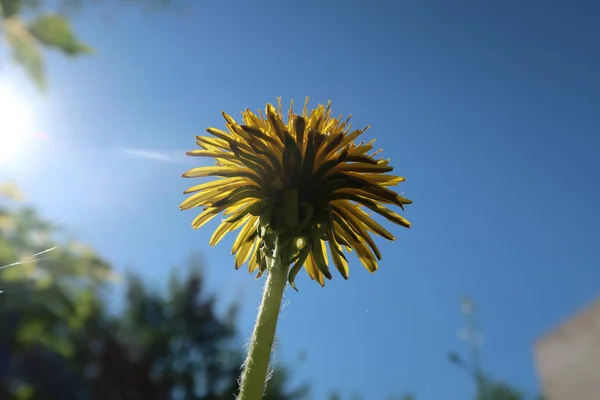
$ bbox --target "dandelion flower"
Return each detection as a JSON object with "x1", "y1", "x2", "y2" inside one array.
[{"x1": 180, "y1": 98, "x2": 411, "y2": 290}]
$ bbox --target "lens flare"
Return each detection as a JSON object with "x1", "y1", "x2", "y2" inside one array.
[{"x1": 0, "y1": 81, "x2": 36, "y2": 167}]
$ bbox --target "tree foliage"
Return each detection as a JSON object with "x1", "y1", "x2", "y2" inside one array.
[
  {"x1": 0, "y1": 183, "x2": 545, "y2": 399},
  {"x1": 0, "y1": 0, "x2": 93, "y2": 89},
  {"x1": 0, "y1": 0, "x2": 172, "y2": 89},
  {"x1": 327, "y1": 391, "x2": 415, "y2": 400},
  {"x1": 0, "y1": 181, "x2": 307, "y2": 400},
  {"x1": 449, "y1": 341, "x2": 545, "y2": 400},
  {"x1": 476, "y1": 379, "x2": 545, "y2": 400}
]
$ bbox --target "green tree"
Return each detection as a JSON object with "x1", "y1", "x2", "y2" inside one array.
[
  {"x1": 0, "y1": 181, "x2": 113, "y2": 398},
  {"x1": 0, "y1": 181, "x2": 307, "y2": 399},
  {"x1": 327, "y1": 391, "x2": 415, "y2": 400},
  {"x1": 448, "y1": 297, "x2": 546, "y2": 400},
  {"x1": 448, "y1": 351, "x2": 544, "y2": 400},
  {"x1": 475, "y1": 381, "x2": 524, "y2": 400}
]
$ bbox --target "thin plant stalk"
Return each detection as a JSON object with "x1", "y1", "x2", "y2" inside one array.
[{"x1": 238, "y1": 241, "x2": 289, "y2": 400}]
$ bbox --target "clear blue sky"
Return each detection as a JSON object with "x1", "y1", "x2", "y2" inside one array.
[{"x1": 2, "y1": 0, "x2": 599, "y2": 398}]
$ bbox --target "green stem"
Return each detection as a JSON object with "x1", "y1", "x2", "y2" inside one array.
[{"x1": 238, "y1": 242, "x2": 289, "y2": 400}]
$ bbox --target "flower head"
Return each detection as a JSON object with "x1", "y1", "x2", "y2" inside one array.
[{"x1": 180, "y1": 98, "x2": 411, "y2": 289}]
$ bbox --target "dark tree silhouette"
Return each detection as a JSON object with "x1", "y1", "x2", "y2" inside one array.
[{"x1": 0, "y1": 181, "x2": 308, "y2": 400}]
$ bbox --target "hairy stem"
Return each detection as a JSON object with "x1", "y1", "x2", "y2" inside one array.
[{"x1": 237, "y1": 243, "x2": 289, "y2": 400}]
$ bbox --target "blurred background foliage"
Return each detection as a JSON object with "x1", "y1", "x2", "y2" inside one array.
[
  {"x1": 0, "y1": 181, "x2": 309, "y2": 400},
  {"x1": 0, "y1": 180, "x2": 546, "y2": 399},
  {"x1": 0, "y1": 0, "x2": 172, "y2": 90}
]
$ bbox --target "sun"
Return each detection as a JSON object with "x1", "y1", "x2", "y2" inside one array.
[{"x1": 0, "y1": 81, "x2": 35, "y2": 167}]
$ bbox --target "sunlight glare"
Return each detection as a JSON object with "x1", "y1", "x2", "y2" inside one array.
[{"x1": 0, "y1": 81, "x2": 36, "y2": 167}]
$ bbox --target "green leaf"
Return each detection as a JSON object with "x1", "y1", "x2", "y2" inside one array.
[
  {"x1": 0, "y1": 0, "x2": 21, "y2": 18},
  {"x1": 27, "y1": 13, "x2": 93, "y2": 56},
  {"x1": 2, "y1": 18, "x2": 46, "y2": 89}
]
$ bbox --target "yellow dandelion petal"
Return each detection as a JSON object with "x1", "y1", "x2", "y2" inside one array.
[
  {"x1": 287, "y1": 99, "x2": 294, "y2": 130},
  {"x1": 337, "y1": 127, "x2": 369, "y2": 151},
  {"x1": 182, "y1": 165, "x2": 253, "y2": 179},
  {"x1": 221, "y1": 111, "x2": 236, "y2": 125},
  {"x1": 332, "y1": 206, "x2": 382, "y2": 260},
  {"x1": 323, "y1": 118, "x2": 338, "y2": 135},
  {"x1": 353, "y1": 173, "x2": 406, "y2": 187},
  {"x1": 332, "y1": 162, "x2": 393, "y2": 174},
  {"x1": 196, "y1": 136, "x2": 231, "y2": 151},
  {"x1": 330, "y1": 192, "x2": 411, "y2": 229},
  {"x1": 328, "y1": 235, "x2": 349, "y2": 279},
  {"x1": 247, "y1": 239, "x2": 261, "y2": 273},
  {"x1": 224, "y1": 199, "x2": 262, "y2": 223},
  {"x1": 210, "y1": 214, "x2": 250, "y2": 247},
  {"x1": 240, "y1": 124, "x2": 282, "y2": 150},
  {"x1": 181, "y1": 98, "x2": 411, "y2": 289},
  {"x1": 266, "y1": 104, "x2": 287, "y2": 143},
  {"x1": 316, "y1": 133, "x2": 344, "y2": 164},
  {"x1": 179, "y1": 190, "x2": 217, "y2": 210},
  {"x1": 231, "y1": 216, "x2": 259, "y2": 256},
  {"x1": 191, "y1": 206, "x2": 224, "y2": 230},
  {"x1": 332, "y1": 215, "x2": 361, "y2": 243},
  {"x1": 183, "y1": 177, "x2": 247, "y2": 195},
  {"x1": 179, "y1": 182, "x2": 247, "y2": 211},
  {"x1": 205, "y1": 127, "x2": 235, "y2": 142},
  {"x1": 185, "y1": 149, "x2": 236, "y2": 159},
  {"x1": 334, "y1": 201, "x2": 395, "y2": 241},
  {"x1": 369, "y1": 203, "x2": 412, "y2": 229},
  {"x1": 310, "y1": 237, "x2": 333, "y2": 280},
  {"x1": 242, "y1": 109, "x2": 261, "y2": 126},
  {"x1": 235, "y1": 239, "x2": 255, "y2": 269},
  {"x1": 351, "y1": 237, "x2": 379, "y2": 273},
  {"x1": 305, "y1": 254, "x2": 325, "y2": 286},
  {"x1": 333, "y1": 187, "x2": 397, "y2": 207}
]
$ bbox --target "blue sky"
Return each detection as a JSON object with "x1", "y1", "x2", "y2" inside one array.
[{"x1": 1, "y1": 0, "x2": 600, "y2": 398}]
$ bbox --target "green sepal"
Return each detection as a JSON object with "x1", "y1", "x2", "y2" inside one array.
[
  {"x1": 288, "y1": 245, "x2": 311, "y2": 292},
  {"x1": 294, "y1": 116, "x2": 306, "y2": 150},
  {"x1": 282, "y1": 131, "x2": 302, "y2": 182},
  {"x1": 300, "y1": 130, "x2": 316, "y2": 184},
  {"x1": 282, "y1": 189, "x2": 300, "y2": 228}
]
